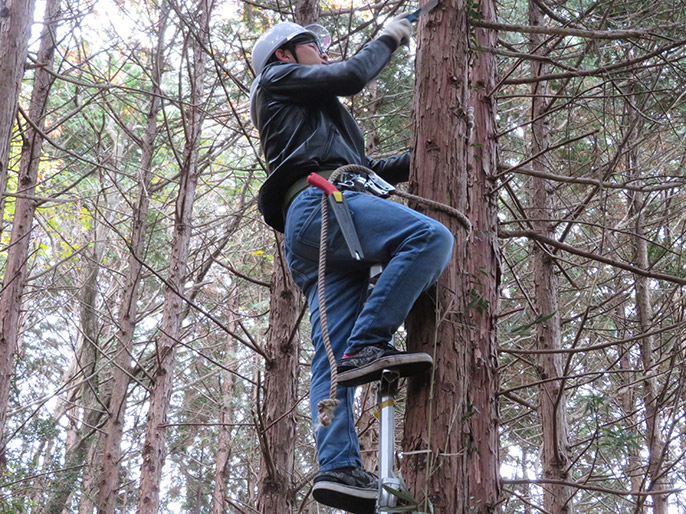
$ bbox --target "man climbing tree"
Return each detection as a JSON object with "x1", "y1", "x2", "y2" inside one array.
[{"x1": 249, "y1": 14, "x2": 454, "y2": 513}]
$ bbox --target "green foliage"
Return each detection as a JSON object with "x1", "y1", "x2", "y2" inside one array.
[
  {"x1": 467, "y1": 287, "x2": 491, "y2": 313},
  {"x1": 0, "y1": 494, "x2": 35, "y2": 514}
]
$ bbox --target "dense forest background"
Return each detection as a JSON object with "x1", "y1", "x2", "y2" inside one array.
[{"x1": 0, "y1": 0, "x2": 684, "y2": 512}]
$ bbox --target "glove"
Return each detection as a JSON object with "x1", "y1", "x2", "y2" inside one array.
[{"x1": 379, "y1": 13, "x2": 413, "y2": 47}]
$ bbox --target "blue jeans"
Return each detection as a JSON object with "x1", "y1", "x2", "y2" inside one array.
[{"x1": 284, "y1": 187, "x2": 453, "y2": 471}]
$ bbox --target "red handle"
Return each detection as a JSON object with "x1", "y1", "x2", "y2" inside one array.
[{"x1": 308, "y1": 173, "x2": 338, "y2": 196}]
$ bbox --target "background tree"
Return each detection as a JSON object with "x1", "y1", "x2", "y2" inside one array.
[
  {"x1": 0, "y1": 0, "x2": 36, "y2": 232},
  {"x1": 527, "y1": 0, "x2": 574, "y2": 511},
  {"x1": 137, "y1": 1, "x2": 214, "y2": 510},
  {"x1": 0, "y1": 0, "x2": 57, "y2": 462},
  {"x1": 253, "y1": 0, "x2": 317, "y2": 508},
  {"x1": 96, "y1": 4, "x2": 171, "y2": 511}
]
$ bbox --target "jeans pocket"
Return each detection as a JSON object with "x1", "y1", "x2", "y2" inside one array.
[
  {"x1": 293, "y1": 195, "x2": 346, "y2": 258},
  {"x1": 295, "y1": 199, "x2": 323, "y2": 251}
]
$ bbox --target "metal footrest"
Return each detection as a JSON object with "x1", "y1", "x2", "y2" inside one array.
[{"x1": 376, "y1": 369, "x2": 400, "y2": 511}]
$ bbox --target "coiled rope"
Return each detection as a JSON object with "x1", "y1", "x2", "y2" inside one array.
[{"x1": 315, "y1": 164, "x2": 471, "y2": 427}]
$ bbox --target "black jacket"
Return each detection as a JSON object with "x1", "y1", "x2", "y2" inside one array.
[{"x1": 251, "y1": 35, "x2": 410, "y2": 232}]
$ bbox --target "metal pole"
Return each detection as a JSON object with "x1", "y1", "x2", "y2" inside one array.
[
  {"x1": 377, "y1": 368, "x2": 400, "y2": 511},
  {"x1": 367, "y1": 264, "x2": 402, "y2": 512}
]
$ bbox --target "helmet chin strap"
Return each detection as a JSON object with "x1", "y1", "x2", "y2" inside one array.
[{"x1": 284, "y1": 42, "x2": 300, "y2": 64}]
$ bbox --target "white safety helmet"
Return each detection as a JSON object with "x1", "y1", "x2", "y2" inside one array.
[{"x1": 251, "y1": 22, "x2": 331, "y2": 75}]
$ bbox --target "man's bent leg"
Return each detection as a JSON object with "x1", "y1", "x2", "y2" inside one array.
[
  {"x1": 346, "y1": 194, "x2": 454, "y2": 348},
  {"x1": 336, "y1": 194, "x2": 454, "y2": 386}
]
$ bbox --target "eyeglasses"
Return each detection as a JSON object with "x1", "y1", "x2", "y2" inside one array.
[
  {"x1": 285, "y1": 25, "x2": 332, "y2": 55},
  {"x1": 295, "y1": 39, "x2": 326, "y2": 54},
  {"x1": 305, "y1": 24, "x2": 331, "y2": 53}
]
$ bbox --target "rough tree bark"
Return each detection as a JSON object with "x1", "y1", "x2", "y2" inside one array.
[
  {"x1": 96, "y1": 5, "x2": 169, "y2": 512},
  {"x1": 256, "y1": 239, "x2": 302, "y2": 514},
  {"x1": 0, "y1": 0, "x2": 57, "y2": 461},
  {"x1": 528, "y1": 2, "x2": 574, "y2": 512},
  {"x1": 466, "y1": 0, "x2": 501, "y2": 509},
  {"x1": 136, "y1": 2, "x2": 212, "y2": 511},
  {"x1": 401, "y1": 0, "x2": 499, "y2": 510},
  {"x1": 0, "y1": 0, "x2": 36, "y2": 232}
]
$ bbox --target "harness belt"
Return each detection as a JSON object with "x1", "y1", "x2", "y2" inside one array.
[
  {"x1": 283, "y1": 168, "x2": 398, "y2": 219},
  {"x1": 283, "y1": 170, "x2": 335, "y2": 218}
]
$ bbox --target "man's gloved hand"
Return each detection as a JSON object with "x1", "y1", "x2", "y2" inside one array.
[{"x1": 379, "y1": 13, "x2": 413, "y2": 47}]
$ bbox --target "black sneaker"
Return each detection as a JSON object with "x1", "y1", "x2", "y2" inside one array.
[
  {"x1": 336, "y1": 342, "x2": 433, "y2": 388},
  {"x1": 312, "y1": 467, "x2": 378, "y2": 513}
]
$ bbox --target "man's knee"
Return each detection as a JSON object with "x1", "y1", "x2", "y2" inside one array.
[{"x1": 427, "y1": 220, "x2": 454, "y2": 264}]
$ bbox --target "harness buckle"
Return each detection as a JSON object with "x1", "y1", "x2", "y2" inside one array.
[{"x1": 335, "y1": 171, "x2": 396, "y2": 197}]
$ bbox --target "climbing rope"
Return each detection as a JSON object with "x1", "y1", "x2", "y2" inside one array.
[
  {"x1": 393, "y1": 189, "x2": 472, "y2": 234},
  {"x1": 314, "y1": 164, "x2": 471, "y2": 427},
  {"x1": 315, "y1": 170, "x2": 339, "y2": 427},
  {"x1": 315, "y1": 165, "x2": 357, "y2": 427}
]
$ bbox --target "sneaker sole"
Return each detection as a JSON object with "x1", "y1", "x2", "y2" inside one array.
[
  {"x1": 337, "y1": 353, "x2": 433, "y2": 388},
  {"x1": 312, "y1": 480, "x2": 376, "y2": 513}
]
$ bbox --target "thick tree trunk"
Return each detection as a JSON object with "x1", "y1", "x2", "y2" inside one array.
[
  {"x1": 257, "y1": 238, "x2": 302, "y2": 513},
  {"x1": 0, "y1": 0, "x2": 58, "y2": 461},
  {"x1": 294, "y1": 0, "x2": 320, "y2": 28},
  {"x1": 136, "y1": 2, "x2": 211, "y2": 511},
  {"x1": 401, "y1": 0, "x2": 473, "y2": 511},
  {"x1": 0, "y1": 0, "x2": 35, "y2": 231},
  {"x1": 96, "y1": 6, "x2": 169, "y2": 512},
  {"x1": 528, "y1": 2, "x2": 574, "y2": 513},
  {"x1": 466, "y1": 0, "x2": 501, "y2": 509}
]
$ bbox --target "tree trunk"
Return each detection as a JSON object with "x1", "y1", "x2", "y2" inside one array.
[
  {"x1": 45, "y1": 66, "x2": 125, "y2": 514},
  {"x1": 466, "y1": 0, "x2": 501, "y2": 509},
  {"x1": 616, "y1": 290, "x2": 644, "y2": 509},
  {"x1": 96, "y1": 6, "x2": 169, "y2": 512},
  {"x1": 79, "y1": 435, "x2": 101, "y2": 514},
  {"x1": 136, "y1": 2, "x2": 211, "y2": 510},
  {"x1": 0, "y1": 0, "x2": 35, "y2": 232},
  {"x1": 401, "y1": 1, "x2": 473, "y2": 511},
  {"x1": 528, "y1": 2, "x2": 574, "y2": 512},
  {"x1": 0, "y1": 0, "x2": 58, "y2": 461},
  {"x1": 43, "y1": 231, "x2": 104, "y2": 514},
  {"x1": 628, "y1": 134, "x2": 668, "y2": 514},
  {"x1": 212, "y1": 335, "x2": 237, "y2": 514},
  {"x1": 358, "y1": 384, "x2": 379, "y2": 473},
  {"x1": 257, "y1": 237, "x2": 302, "y2": 514}
]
